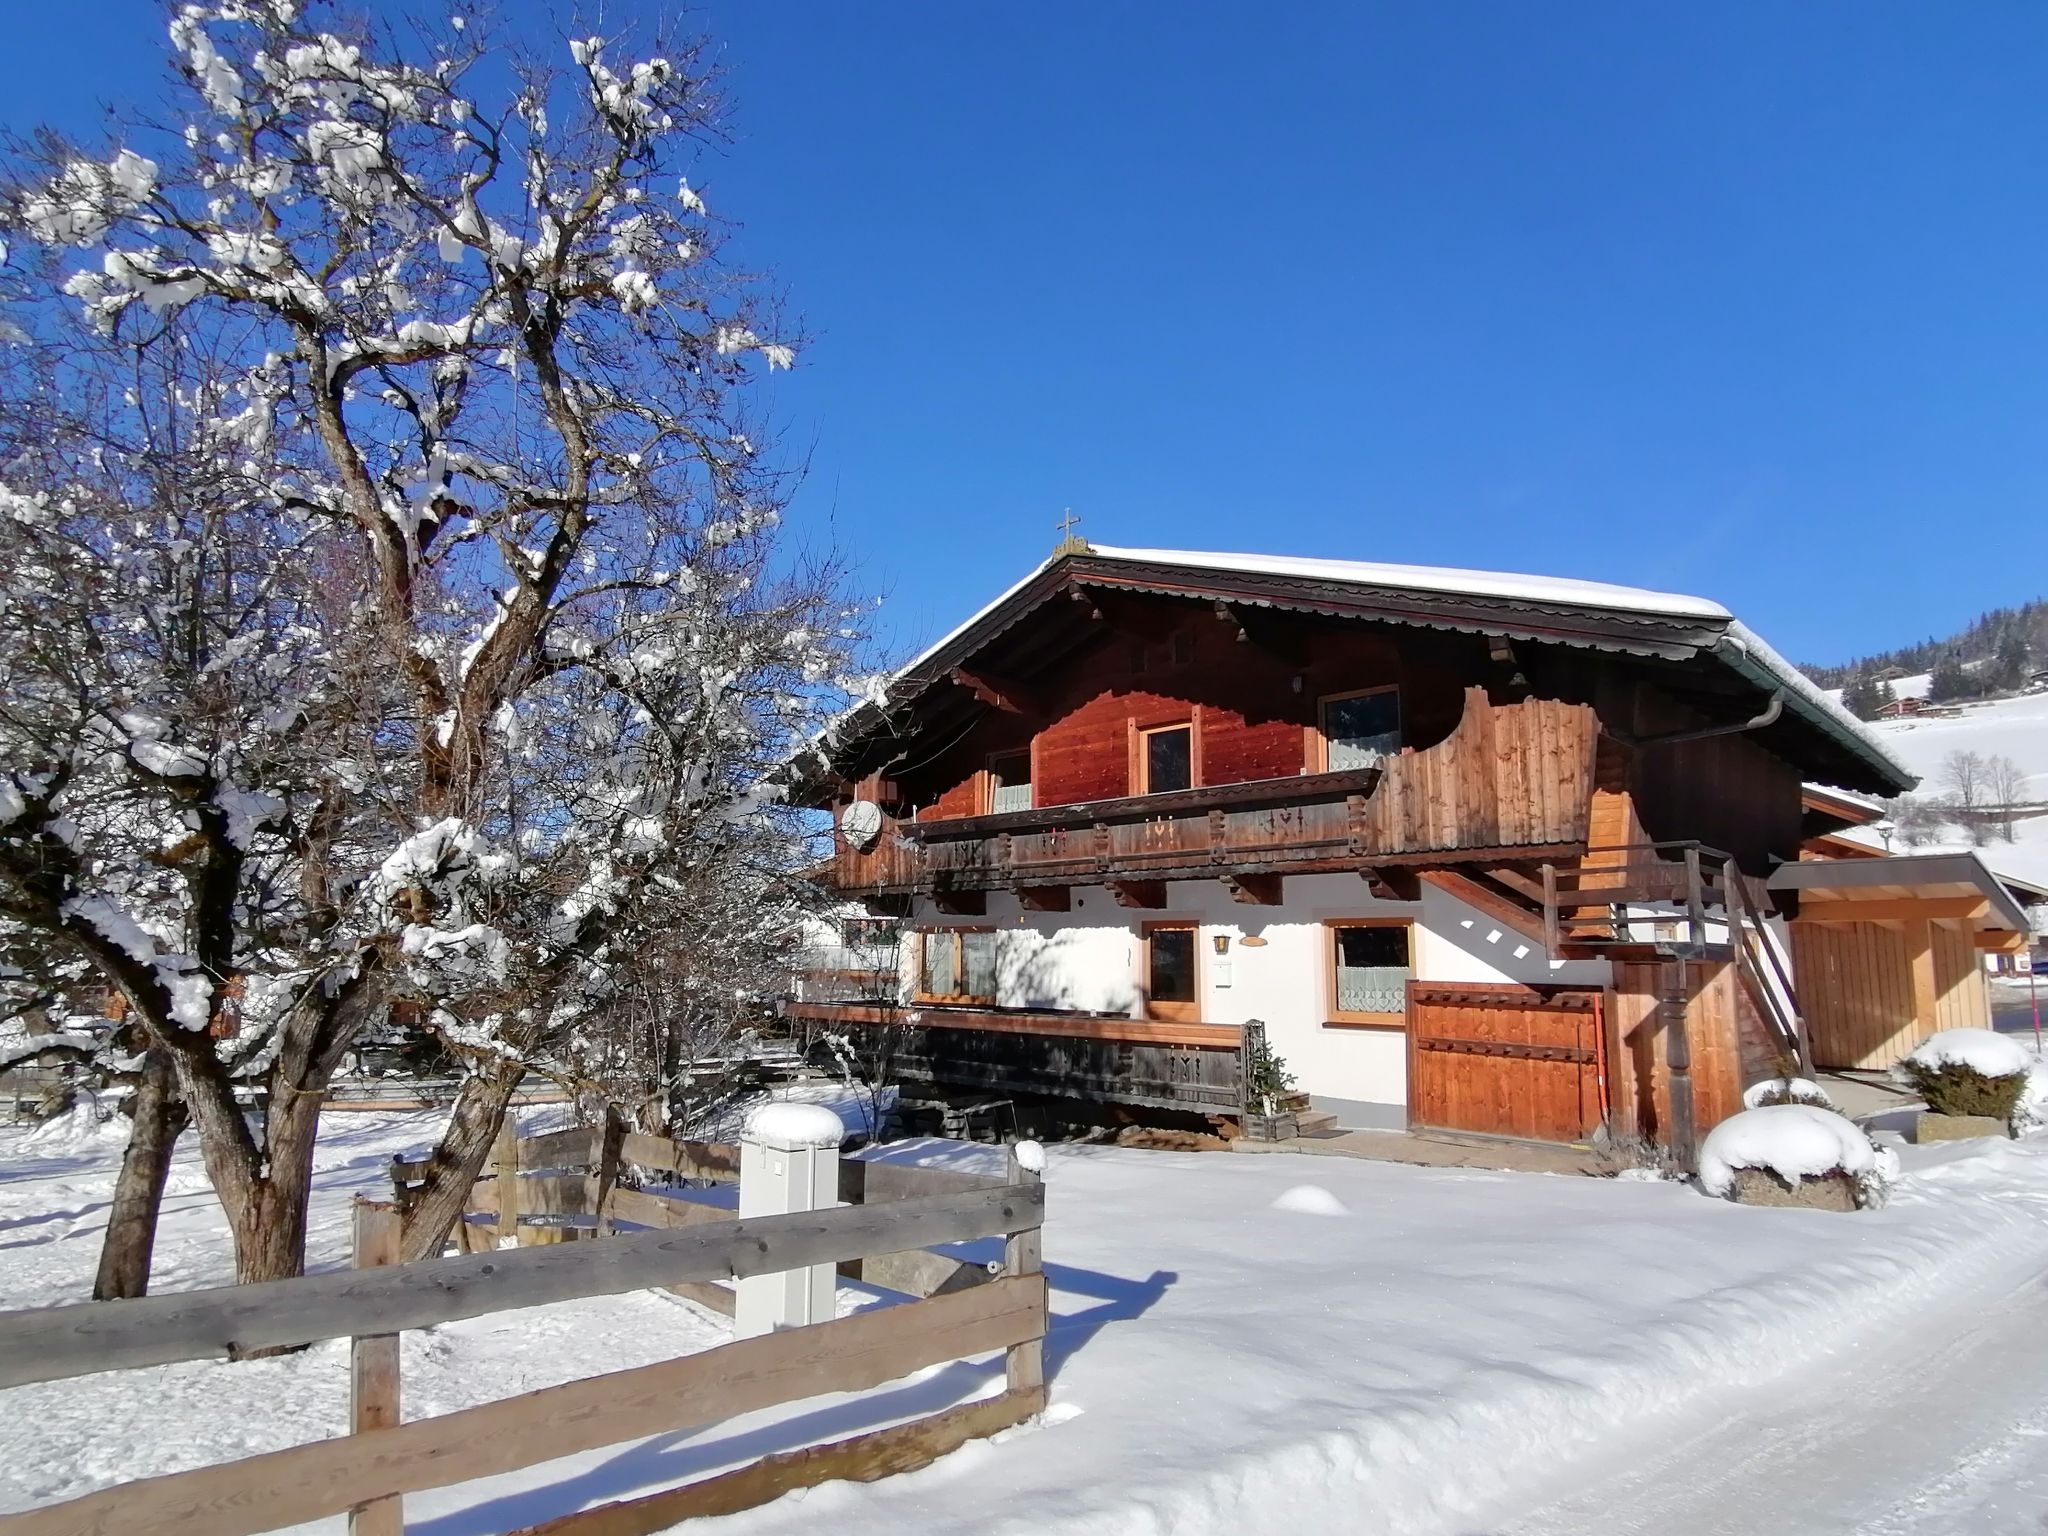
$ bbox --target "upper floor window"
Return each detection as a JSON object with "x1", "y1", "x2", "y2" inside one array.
[
  {"x1": 1142, "y1": 722, "x2": 1194, "y2": 794},
  {"x1": 989, "y1": 750, "x2": 1033, "y2": 814},
  {"x1": 1319, "y1": 687, "x2": 1401, "y2": 771}
]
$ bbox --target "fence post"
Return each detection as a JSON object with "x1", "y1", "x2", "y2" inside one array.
[
  {"x1": 595, "y1": 1103, "x2": 627, "y2": 1238},
  {"x1": 1004, "y1": 1142, "x2": 1045, "y2": 1400},
  {"x1": 493, "y1": 1112, "x2": 521, "y2": 1248},
  {"x1": 735, "y1": 1103, "x2": 844, "y2": 1339},
  {"x1": 1238, "y1": 1019, "x2": 1268, "y2": 1117},
  {"x1": 349, "y1": 1198, "x2": 403, "y2": 1536}
]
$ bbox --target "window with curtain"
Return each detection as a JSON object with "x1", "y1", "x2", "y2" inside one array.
[
  {"x1": 917, "y1": 929, "x2": 998, "y2": 1002},
  {"x1": 1328, "y1": 922, "x2": 1411, "y2": 1022},
  {"x1": 989, "y1": 751, "x2": 1033, "y2": 814},
  {"x1": 1320, "y1": 689, "x2": 1401, "y2": 770}
]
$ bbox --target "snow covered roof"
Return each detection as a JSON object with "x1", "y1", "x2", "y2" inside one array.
[
  {"x1": 901, "y1": 544, "x2": 1729, "y2": 676},
  {"x1": 1091, "y1": 546, "x2": 1735, "y2": 623},
  {"x1": 815, "y1": 543, "x2": 1915, "y2": 796},
  {"x1": 1769, "y1": 851, "x2": 2034, "y2": 934}
]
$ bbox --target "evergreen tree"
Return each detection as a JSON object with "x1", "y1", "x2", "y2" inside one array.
[{"x1": 1929, "y1": 653, "x2": 1973, "y2": 703}]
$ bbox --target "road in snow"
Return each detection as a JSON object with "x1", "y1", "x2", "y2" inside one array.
[{"x1": 1494, "y1": 1186, "x2": 2048, "y2": 1536}]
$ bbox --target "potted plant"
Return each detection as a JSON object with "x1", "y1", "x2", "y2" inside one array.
[
  {"x1": 1241, "y1": 1028, "x2": 1299, "y2": 1141},
  {"x1": 1894, "y1": 1028, "x2": 2033, "y2": 1142}
]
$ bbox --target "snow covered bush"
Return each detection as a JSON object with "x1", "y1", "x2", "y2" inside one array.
[
  {"x1": 1742, "y1": 1076, "x2": 1839, "y2": 1113},
  {"x1": 0, "y1": 0, "x2": 870, "y2": 1280},
  {"x1": 1697, "y1": 1104, "x2": 1897, "y2": 1210},
  {"x1": 1893, "y1": 1029, "x2": 2032, "y2": 1126}
]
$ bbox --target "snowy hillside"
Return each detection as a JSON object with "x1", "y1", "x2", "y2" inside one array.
[{"x1": 1855, "y1": 692, "x2": 2048, "y2": 888}]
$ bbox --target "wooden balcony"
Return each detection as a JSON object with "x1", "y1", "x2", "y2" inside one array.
[{"x1": 825, "y1": 690, "x2": 1598, "y2": 899}]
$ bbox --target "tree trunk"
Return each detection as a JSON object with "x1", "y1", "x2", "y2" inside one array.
[
  {"x1": 397, "y1": 1057, "x2": 526, "y2": 1262},
  {"x1": 210, "y1": 1076, "x2": 327, "y2": 1304},
  {"x1": 92, "y1": 1047, "x2": 188, "y2": 1301}
]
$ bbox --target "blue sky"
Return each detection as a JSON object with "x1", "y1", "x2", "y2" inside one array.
[{"x1": 8, "y1": 3, "x2": 2047, "y2": 668}]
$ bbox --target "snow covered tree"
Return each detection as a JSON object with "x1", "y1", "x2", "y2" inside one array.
[{"x1": 0, "y1": 1, "x2": 866, "y2": 1280}]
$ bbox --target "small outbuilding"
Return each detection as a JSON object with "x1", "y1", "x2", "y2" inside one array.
[{"x1": 1770, "y1": 852, "x2": 2032, "y2": 1069}]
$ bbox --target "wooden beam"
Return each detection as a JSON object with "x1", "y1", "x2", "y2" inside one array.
[
  {"x1": 1975, "y1": 930, "x2": 2028, "y2": 953},
  {"x1": 1361, "y1": 868, "x2": 1421, "y2": 902},
  {"x1": 0, "y1": 1280, "x2": 1046, "y2": 1536},
  {"x1": 803, "y1": 1000, "x2": 1240, "y2": 1049},
  {"x1": 516, "y1": 1388, "x2": 1047, "y2": 1536},
  {"x1": 1220, "y1": 872, "x2": 1283, "y2": 905},
  {"x1": 931, "y1": 889, "x2": 987, "y2": 917},
  {"x1": 1015, "y1": 885, "x2": 1071, "y2": 912},
  {"x1": 1417, "y1": 868, "x2": 1548, "y2": 946},
  {"x1": 0, "y1": 1186, "x2": 1044, "y2": 1389},
  {"x1": 616, "y1": 1133, "x2": 741, "y2": 1181},
  {"x1": 1108, "y1": 879, "x2": 1166, "y2": 909},
  {"x1": 1796, "y1": 896, "x2": 1989, "y2": 924},
  {"x1": 1483, "y1": 866, "x2": 1547, "y2": 905},
  {"x1": 946, "y1": 668, "x2": 1040, "y2": 717},
  {"x1": 1907, "y1": 918, "x2": 1939, "y2": 1032},
  {"x1": 348, "y1": 1201, "x2": 403, "y2": 1536}
]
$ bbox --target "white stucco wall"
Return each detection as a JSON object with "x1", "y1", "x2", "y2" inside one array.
[{"x1": 906, "y1": 875, "x2": 1611, "y2": 1111}]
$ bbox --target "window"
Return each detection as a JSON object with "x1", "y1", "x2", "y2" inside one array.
[
  {"x1": 989, "y1": 751, "x2": 1033, "y2": 814},
  {"x1": 1141, "y1": 723, "x2": 1194, "y2": 794},
  {"x1": 1320, "y1": 688, "x2": 1401, "y2": 771},
  {"x1": 1142, "y1": 921, "x2": 1200, "y2": 1022},
  {"x1": 1326, "y1": 920, "x2": 1412, "y2": 1025},
  {"x1": 916, "y1": 928, "x2": 997, "y2": 1003},
  {"x1": 840, "y1": 916, "x2": 900, "y2": 950}
]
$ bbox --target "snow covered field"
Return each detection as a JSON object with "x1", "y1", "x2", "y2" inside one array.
[
  {"x1": 7, "y1": 1109, "x2": 2048, "y2": 1534},
  {"x1": 1838, "y1": 691, "x2": 2048, "y2": 889}
]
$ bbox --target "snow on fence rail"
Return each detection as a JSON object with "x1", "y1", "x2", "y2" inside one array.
[
  {"x1": 0, "y1": 1130, "x2": 1047, "y2": 1536},
  {"x1": 389, "y1": 1118, "x2": 1005, "y2": 1311}
]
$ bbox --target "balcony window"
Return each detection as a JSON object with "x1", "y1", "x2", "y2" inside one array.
[
  {"x1": 1325, "y1": 919, "x2": 1412, "y2": 1026},
  {"x1": 1142, "y1": 723, "x2": 1194, "y2": 794},
  {"x1": 989, "y1": 751, "x2": 1033, "y2": 814},
  {"x1": 1320, "y1": 688, "x2": 1401, "y2": 771},
  {"x1": 916, "y1": 928, "x2": 998, "y2": 1004},
  {"x1": 1143, "y1": 921, "x2": 1200, "y2": 1022}
]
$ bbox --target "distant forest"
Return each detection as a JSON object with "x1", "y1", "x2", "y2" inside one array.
[{"x1": 1804, "y1": 599, "x2": 2048, "y2": 719}]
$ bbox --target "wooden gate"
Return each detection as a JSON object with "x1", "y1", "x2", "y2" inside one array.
[{"x1": 1406, "y1": 982, "x2": 1607, "y2": 1143}]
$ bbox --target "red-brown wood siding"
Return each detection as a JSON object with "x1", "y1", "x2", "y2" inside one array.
[{"x1": 912, "y1": 617, "x2": 1480, "y2": 821}]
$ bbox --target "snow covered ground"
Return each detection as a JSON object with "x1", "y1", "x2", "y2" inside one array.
[
  {"x1": 1832, "y1": 691, "x2": 2048, "y2": 890},
  {"x1": 7, "y1": 1107, "x2": 2048, "y2": 1534}
]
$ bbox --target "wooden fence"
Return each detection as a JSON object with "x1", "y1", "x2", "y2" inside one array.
[{"x1": 0, "y1": 1125, "x2": 1047, "y2": 1536}]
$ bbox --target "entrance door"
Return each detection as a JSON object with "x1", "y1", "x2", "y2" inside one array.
[
  {"x1": 1142, "y1": 922, "x2": 1201, "y2": 1023},
  {"x1": 1407, "y1": 982, "x2": 1606, "y2": 1143}
]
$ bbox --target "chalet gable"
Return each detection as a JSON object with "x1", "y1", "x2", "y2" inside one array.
[{"x1": 804, "y1": 546, "x2": 1914, "y2": 800}]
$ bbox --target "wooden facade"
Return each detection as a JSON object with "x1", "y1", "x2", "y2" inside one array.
[
  {"x1": 829, "y1": 688, "x2": 1600, "y2": 900},
  {"x1": 1406, "y1": 983, "x2": 1607, "y2": 1143},
  {"x1": 1791, "y1": 918, "x2": 1991, "y2": 1069}
]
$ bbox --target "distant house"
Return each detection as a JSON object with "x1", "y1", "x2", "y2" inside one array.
[
  {"x1": 1876, "y1": 695, "x2": 1925, "y2": 719},
  {"x1": 784, "y1": 543, "x2": 2035, "y2": 1168}
]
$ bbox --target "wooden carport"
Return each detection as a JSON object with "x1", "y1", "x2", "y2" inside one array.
[{"x1": 1769, "y1": 853, "x2": 2031, "y2": 1070}]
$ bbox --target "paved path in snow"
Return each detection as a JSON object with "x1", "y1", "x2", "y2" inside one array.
[{"x1": 1497, "y1": 1258, "x2": 2048, "y2": 1536}]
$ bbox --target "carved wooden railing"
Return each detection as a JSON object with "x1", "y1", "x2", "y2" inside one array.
[{"x1": 828, "y1": 690, "x2": 1598, "y2": 895}]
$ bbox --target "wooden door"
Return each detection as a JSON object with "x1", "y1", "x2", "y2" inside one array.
[
  {"x1": 1141, "y1": 922, "x2": 1201, "y2": 1023},
  {"x1": 1407, "y1": 982, "x2": 1606, "y2": 1143}
]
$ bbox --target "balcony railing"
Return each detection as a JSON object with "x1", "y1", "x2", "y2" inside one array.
[{"x1": 825, "y1": 689, "x2": 1599, "y2": 896}]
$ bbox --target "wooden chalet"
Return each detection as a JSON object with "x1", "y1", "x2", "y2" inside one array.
[{"x1": 787, "y1": 543, "x2": 2002, "y2": 1165}]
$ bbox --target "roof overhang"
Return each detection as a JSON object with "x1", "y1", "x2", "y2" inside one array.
[{"x1": 1770, "y1": 851, "x2": 2035, "y2": 947}]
